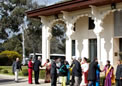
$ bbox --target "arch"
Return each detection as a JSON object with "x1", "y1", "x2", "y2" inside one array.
[
  {"x1": 50, "y1": 18, "x2": 67, "y2": 54},
  {"x1": 101, "y1": 8, "x2": 122, "y2": 21},
  {"x1": 49, "y1": 19, "x2": 66, "y2": 29},
  {"x1": 72, "y1": 13, "x2": 91, "y2": 25}
]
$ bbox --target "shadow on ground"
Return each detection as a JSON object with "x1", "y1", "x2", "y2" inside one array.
[{"x1": 0, "y1": 78, "x2": 27, "y2": 85}]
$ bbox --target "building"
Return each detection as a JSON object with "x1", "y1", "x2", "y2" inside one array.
[{"x1": 26, "y1": 0, "x2": 122, "y2": 67}]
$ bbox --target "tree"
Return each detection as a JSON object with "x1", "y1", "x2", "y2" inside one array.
[
  {"x1": 51, "y1": 23, "x2": 66, "y2": 54},
  {"x1": 0, "y1": 0, "x2": 42, "y2": 56},
  {"x1": 2, "y1": 34, "x2": 22, "y2": 54},
  {"x1": 24, "y1": 18, "x2": 42, "y2": 55}
]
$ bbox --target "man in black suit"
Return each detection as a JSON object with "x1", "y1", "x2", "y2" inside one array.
[
  {"x1": 33, "y1": 57, "x2": 42, "y2": 84},
  {"x1": 51, "y1": 58, "x2": 59, "y2": 86},
  {"x1": 87, "y1": 58, "x2": 101, "y2": 86},
  {"x1": 72, "y1": 57, "x2": 82, "y2": 86},
  {"x1": 116, "y1": 60, "x2": 122, "y2": 86}
]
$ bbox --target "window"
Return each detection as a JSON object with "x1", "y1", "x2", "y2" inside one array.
[
  {"x1": 119, "y1": 38, "x2": 122, "y2": 52},
  {"x1": 114, "y1": 11, "x2": 122, "y2": 37},
  {"x1": 89, "y1": 39, "x2": 97, "y2": 61},
  {"x1": 72, "y1": 40, "x2": 76, "y2": 56},
  {"x1": 119, "y1": 38, "x2": 122, "y2": 60},
  {"x1": 88, "y1": 17, "x2": 95, "y2": 30},
  {"x1": 73, "y1": 23, "x2": 76, "y2": 31}
]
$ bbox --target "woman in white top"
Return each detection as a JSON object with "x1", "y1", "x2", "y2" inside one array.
[{"x1": 80, "y1": 57, "x2": 89, "y2": 86}]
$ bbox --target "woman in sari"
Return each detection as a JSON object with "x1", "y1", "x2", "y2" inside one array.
[
  {"x1": 102, "y1": 60, "x2": 115, "y2": 86},
  {"x1": 28, "y1": 57, "x2": 33, "y2": 84},
  {"x1": 80, "y1": 57, "x2": 89, "y2": 86},
  {"x1": 43, "y1": 59, "x2": 51, "y2": 83}
]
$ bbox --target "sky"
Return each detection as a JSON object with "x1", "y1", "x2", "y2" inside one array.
[
  {"x1": 36, "y1": 0, "x2": 62, "y2": 5},
  {"x1": 0, "y1": 0, "x2": 63, "y2": 43}
]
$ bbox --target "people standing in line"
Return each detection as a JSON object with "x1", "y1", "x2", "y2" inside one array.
[
  {"x1": 80, "y1": 57, "x2": 89, "y2": 86},
  {"x1": 72, "y1": 57, "x2": 82, "y2": 86},
  {"x1": 59, "y1": 60, "x2": 68, "y2": 86},
  {"x1": 12, "y1": 58, "x2": 22, "y2": 82},
  {"x1": 87, "y1": 58, "x2": 101, "y2": 86},
  {"x1": 33, "y1": 56, "x2": 42, "y2": 84},
  {"x1": 42, "y1": 59, "x2": 51, "y2": 83},
  {"x1": 28, "y1": 57, "x2": 33, "y2": 84},
  {"x1": 102, "y1": 60, "x2": 115, "y2": 86},
  {"x1": 51, "y1": 58, "x2": 59, "y2": 86},
  {"x1": 116, "y1": 60, "x2": 122, "y2": 86}
]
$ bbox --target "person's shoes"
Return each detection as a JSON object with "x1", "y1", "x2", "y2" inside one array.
[
  {"x1": 35, "y1": 82, "x2": 40, "y2": 84},
  {"x1": 29, "y1": 83, "x2": 33, "y2": 84}
]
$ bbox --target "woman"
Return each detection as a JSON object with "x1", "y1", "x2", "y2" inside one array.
[
  {"x1": 28, "y1": 57, "x2": 33, "y2": 84},
  {"x1": 59, "y1": 60, "x2": 68, "y2": 86},
  {"x1": 43, "y1": 59, "x2": 51, "y2": 83},
  {"x1": 102, "y1": 60, "x2": 115, "y2": 86},
  {"x1": 80, "y1": 57, "x2": 89, "y2": 86}
]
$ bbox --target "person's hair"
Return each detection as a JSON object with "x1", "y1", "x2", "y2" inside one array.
[
  {"x1": 84, "y1": 57, "x2": 88, "y2": 62},
  {"x1": 47, "y1": 59, "x2": 50, "y2": 62},
  {"x1": 29, "y1": 57, "x2": 32, "y2": 61},
  {"x1": 93, "y1": 57, "x2": 97, "y2": 62},
  {"x1": 107, "y1": 60, "x2": 110, "y2": 64}
]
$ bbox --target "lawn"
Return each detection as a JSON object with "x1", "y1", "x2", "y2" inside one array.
[{"x1": 0, "y1": 66, "x2": 45, "y2": 79}]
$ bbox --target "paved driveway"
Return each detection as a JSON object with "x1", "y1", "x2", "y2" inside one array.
[{"x1": 0, "y1": 74, "x2": 50, "y2": 86}]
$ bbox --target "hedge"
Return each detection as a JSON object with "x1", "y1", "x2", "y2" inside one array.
[{"x1": 0, "y1": 50, "x2": 22, "y2": 65}]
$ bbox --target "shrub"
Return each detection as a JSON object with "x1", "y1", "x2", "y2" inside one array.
[
  {"x1": 3, "y1": 70, "x2": 9, "y2": 74},
  {"x1": 0, "y1": 50, "x2": 22, "y2": 65},
  {"x1": 22, "y1": 69, "x2": 28, "y2": 76},
  {"x1": 39, "y1": 69, "x2": 45, "y2": 79},
  {"x1": 0, "y1": 68, "x2": 3, "y2": 72}
]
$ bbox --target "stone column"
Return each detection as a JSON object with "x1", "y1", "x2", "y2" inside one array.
[
  {"x1": 41, "y1": 16, "x2": 52, "y2": 64},
  {"x1": 90, "y1": 5, "x2": 104, "y2": 63},
  {"x1": 62, "y1": 11, "x2": 74, "y2": 63}
]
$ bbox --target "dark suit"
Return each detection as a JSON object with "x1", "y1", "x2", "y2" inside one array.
[
  {"x1": 51, "y1": 60, "x2": 57, "y2": 86},
  {"x1": 116, "y1": 64, "x2": 122, "y2": 86},
  {"x1": 33, "y1": 60, "x2": 41, "y2": 84},
  {"x1": 72, "y1": 60, "x2": 82, "y2": 77},
  {"x1": 87, "y1": 61, "x2": 101, "y2": 86}
]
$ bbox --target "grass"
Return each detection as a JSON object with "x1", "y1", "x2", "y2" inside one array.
[{"x1": 0, "y1": 66, "x2": 46, "y2": 79}]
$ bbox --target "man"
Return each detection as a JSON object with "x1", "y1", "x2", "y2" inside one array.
[
  {"x1": 12, "y1": 58, "x2": 22, "y2": 82},
  {"x1": 87, "y1": 58, "x2": 101, "y2": 86},
  {"x1": 116, "y1": 60, "x2": 122, "y2": 86},
  {"x1": 51, "y1": 58, "x2": 59, "y2": 86},
  {"x1": 33, "y1": 56, "x2": 42, "y2": 84},
  {"x1": 72, "y1": 57, "x2": 82, "y2": 86}
]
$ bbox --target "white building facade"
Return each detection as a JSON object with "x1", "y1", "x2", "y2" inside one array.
[{"x1": 27, "y1": 0, "x2": 122, "y2": 68}]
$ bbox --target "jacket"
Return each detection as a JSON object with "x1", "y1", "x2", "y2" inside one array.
[
  {"x1": 59, "y1": 63, "x2": 68, "y2": 76},
  {"x1": 33, "y1": 60, "x2": 41, "y2": 71},
  {"x1": 87, "y1": 61, "x2": 101, "y2": 81},
  {"x1": 12, "y1": 61, "x2": 22, "y2": 73},
  {"x1": 72, "y1": 60, "x2": 82, "y2": 77},
  {"x1": 51, "y1": 60, "x2": 57, "y2": 75},
  {"x1": 116, "y1": 64, "x2": 122, "y2": 79}
]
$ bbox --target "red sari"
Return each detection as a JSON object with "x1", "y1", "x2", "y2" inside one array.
[
  {"x1": 44, "y1": 62, "x2": 51, "y2": 83},
  {"x1": 28, "y1": 60, "x2": 33, "y2": 84}
]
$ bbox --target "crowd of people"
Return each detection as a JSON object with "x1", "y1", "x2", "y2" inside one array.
[{"x1": 12, "y1": 57, "x2": 122, "y2": 86}]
